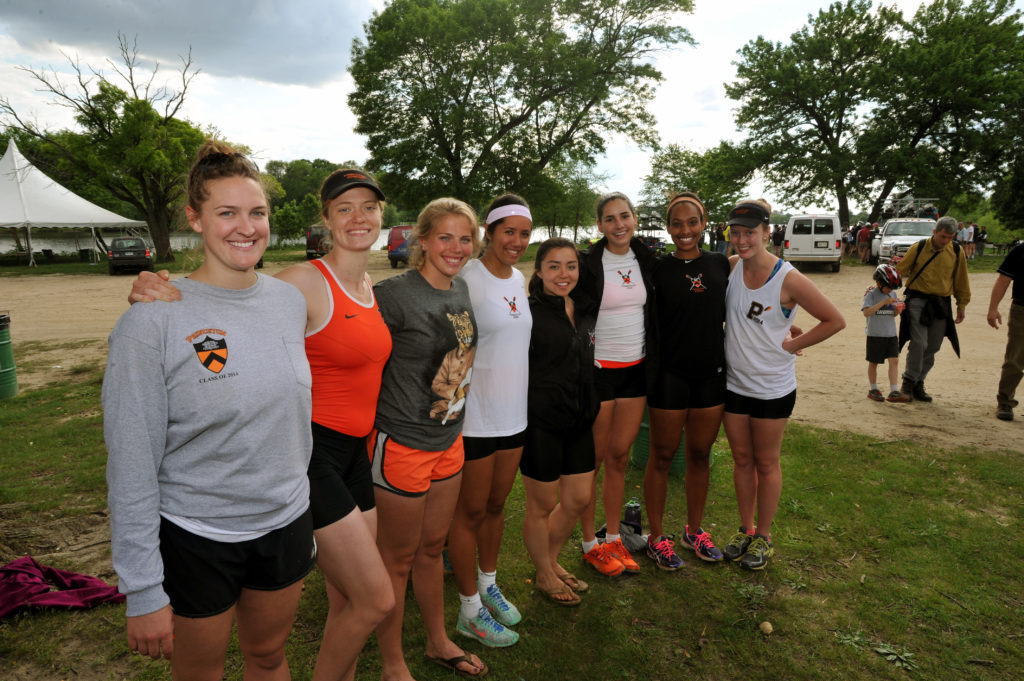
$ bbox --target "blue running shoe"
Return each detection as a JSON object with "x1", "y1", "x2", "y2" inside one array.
[
  {"x1": 681, "y1": 526, "x2": 724, "y2": 562},
  {"x1": 457, "y1": 606, "x2": 519, "y2": 647},
  {"x1": 480, "y1": 583, "x2": 522, "y2": 626},
  {"x1": 646, "y1": 535, "x2": 684, "y2": 571}
]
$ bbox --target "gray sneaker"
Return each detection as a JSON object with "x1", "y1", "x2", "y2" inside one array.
[
  {"x1": 997, "y1": 406, "x2": 1014, "y2": 421},
  {"x1": 721, "y1": 526, "x2": 753, "y2": 562},
  {"x1": 739, "y1": 535, "x2": 774, "y2": 571},
  {"x1": 457, "y1": 606, "x2": 519, "y2": 648},
  {"x1": 480, "y1": 583, "x2": 522, "y2": 626}
]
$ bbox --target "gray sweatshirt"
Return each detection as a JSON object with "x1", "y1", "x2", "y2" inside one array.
[{"x1": 103, "y1": 275, "x2": 312, "y2": 617}]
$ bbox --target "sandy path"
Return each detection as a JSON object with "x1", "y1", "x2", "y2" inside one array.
[{"x1": 2, "y1": 252, "x2": 1020, "y2": 452}]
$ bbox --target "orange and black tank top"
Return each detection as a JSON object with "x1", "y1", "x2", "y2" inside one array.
[{"x1": 305, "y1": 259, "x2": 392, "y2": 437}]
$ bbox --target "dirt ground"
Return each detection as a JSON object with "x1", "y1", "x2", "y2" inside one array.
[{"x1": 4, "y1": 251, "x2": 1020, "y2": 451}]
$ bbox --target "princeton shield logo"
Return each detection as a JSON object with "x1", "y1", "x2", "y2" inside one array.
[{"x1": 193, "y1": 336, "x2": 228, "y2": 374}]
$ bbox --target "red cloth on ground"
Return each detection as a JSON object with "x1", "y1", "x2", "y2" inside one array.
[{"x1": 0, "y1": 555, "x2": 124, "y2": 619}]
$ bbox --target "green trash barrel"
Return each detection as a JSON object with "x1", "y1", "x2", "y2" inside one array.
[
  {"x1": 630, "y1": 408, "x2": 687, "y2": 476},
  {"x1": 0, "y1": 313, "x2": 18, "y2": 399}
]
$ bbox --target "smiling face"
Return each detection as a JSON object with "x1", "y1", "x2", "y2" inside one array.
[
  {"x1": 729, "y1": 223, "x2": 769, "y2": 260},
  {"x1": 667, "y1": 201, "x2": 705, "y2": 258},
  {"x1": 186, "y1": 176, "x2": 269, "y2": 287},
  {"x1": 598, "y1": 198, "x2": 637, "y2": 254},
  {"x1": 323, "y1": 186, "x2": 382, "y2": 253},
  {"x1": 485, "y1": 215, "x2": 533, "y2": 268},
  {"x1": 537, "y1": 246, "x2": 579, "y2": 298},
  {"x1": 418, "y1": 213, "x2": 475, "y2": 288}
]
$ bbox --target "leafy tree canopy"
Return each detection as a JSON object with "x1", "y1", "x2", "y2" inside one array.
[
  {"x1": 350, "y1": 0, "x2": 695, "y2": 208},
  {"x1": 0, "y1": 34, "x2": 206, "y2": 262},
  {"x1": 726, "y1": 0, "x2": 1024, "y2": 227},
  {"x1": 641, "y1": 141, "x2": 753, "y2": 224}
]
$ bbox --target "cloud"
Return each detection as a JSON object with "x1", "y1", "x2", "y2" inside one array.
[{"x1": 0, "y1": 0, "x2": 379, "y2": 86}]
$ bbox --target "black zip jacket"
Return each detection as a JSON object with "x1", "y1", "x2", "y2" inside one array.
[{"x1": 527, "y1": 289, "x2": 599, "y2": 431}]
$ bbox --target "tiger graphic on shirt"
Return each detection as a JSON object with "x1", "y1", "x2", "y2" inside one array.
[{"x1": 430, "y1": 310, "x2": 476, "y2": 424}]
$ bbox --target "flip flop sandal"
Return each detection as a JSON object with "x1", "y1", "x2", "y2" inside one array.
[
  {"x1": 537, "y1": 582, "x2": 581, "y2": 607},
  {"x1": 558, "y1": 572, "x2": 590, "y2": 593},
  {"x1": 425, "y1": 652, "x2": 489, "y2": 678}
]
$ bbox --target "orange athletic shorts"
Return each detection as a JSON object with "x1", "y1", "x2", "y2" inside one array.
[{"x1": 367, "y1": 429, "x2": 464, "y2": 497}]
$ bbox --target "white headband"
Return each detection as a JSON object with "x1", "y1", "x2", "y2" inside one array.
[{"x1": 485, "y1": 204, "x2": 532, "y2": 225}]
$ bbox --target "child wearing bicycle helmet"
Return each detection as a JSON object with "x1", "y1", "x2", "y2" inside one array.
[{"x1": 863, "y1": 264, "x2": 910, "y2": 402}]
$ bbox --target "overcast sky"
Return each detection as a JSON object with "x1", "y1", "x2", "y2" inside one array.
[{"x1": 0, "y1": 0, "x2": 1007, "y2": 214}]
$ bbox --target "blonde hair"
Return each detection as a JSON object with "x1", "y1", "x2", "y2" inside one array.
[{"x1": 409, "y1": 197, "x2": 480, "y2": 269}]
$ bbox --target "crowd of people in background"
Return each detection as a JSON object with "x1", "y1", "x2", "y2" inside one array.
[{"x1": 103, "y1": 140, "x2": 1023, "y2": 680}]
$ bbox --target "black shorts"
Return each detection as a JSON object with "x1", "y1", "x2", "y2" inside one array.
[
  {"x1": 159, "y1": 510, "x2": 316, "y2": 618},
  {"x1": 865, "y1": 336, "x2": 899, "y2": 364},
  {"x1": 308, "y1": 422, "x2": 375, "y2": 530},
  {"x1": 724, "y1": 389, "x2": 796, "y2": 420},
  {"x1": 463, "y1": 429, "x2": 527, "y2": 462},
  {"x1": 648, "y1": 371, "x2": 726, "y2": 410},
  {"x1": 594, "y1": 361, "x2": 647, "y2": 402},
  {"x1": 519, "y1": 424, "x2": 595, "y2": 483}
]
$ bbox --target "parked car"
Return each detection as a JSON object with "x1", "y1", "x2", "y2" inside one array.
[
  {"x1": 306, "y1": 225, "x2": 328, "y2": 259},
  {"x1": 388, "y1": 225, "x2": 414, "y2": 268},
  {"x1": 107, "y1": 236, "x2": 154, "y2": 275},
  {"x1": 871, "y1": 218, "x2": 937, "y2": 265},
  {"x1": 783, "y1": 214, "x2": 843, "y2": 272}
]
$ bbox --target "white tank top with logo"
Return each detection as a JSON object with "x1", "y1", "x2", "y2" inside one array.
[
  {"x1": 725, "y1": 259, "x2": 799, "y2": 399},
  {"x1": 594, "y1": 248, "x2": 646, "y2": 364}
]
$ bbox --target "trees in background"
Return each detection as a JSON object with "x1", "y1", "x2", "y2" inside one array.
[
  {"x1": 350, "y1": 0, "x2": 696, "y2": 208},
  {"x1": 727, "y1": 0, "x2": 1024, "y2": 227},
  {"x1": 641, "y1": 142, "x2": 753, "y2": 224},
  {"x1": 0, "y1": 35, "x2": 205, "y2": 261}
]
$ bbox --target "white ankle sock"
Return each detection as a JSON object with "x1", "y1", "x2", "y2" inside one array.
[{"x1": 460, "y1": 592, "x2": 482, "y2": 620}]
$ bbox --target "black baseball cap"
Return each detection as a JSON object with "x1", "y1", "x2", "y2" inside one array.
[
  {"x1": 727, "y1": 202, "x2": 770, "y2": 228},
  {"x1": 320, "y1": 169, "x2": 386, "y2": 203}
]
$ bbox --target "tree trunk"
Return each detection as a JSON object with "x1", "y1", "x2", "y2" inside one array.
[{"x1": 148, "y1": 207, "x2": 176, "y2": 263}]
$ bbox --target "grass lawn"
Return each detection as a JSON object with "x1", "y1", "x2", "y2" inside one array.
[{"x1": 0, "y1": 365, "x2": 1021, "y2": 680}]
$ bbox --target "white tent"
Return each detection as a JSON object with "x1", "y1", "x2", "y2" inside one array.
[{"x1": 0, "y1": 139, "x2": 147, "y2": 266}]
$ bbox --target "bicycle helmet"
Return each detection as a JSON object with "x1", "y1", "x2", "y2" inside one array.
[{"x1": 873, "y1": 263, "x2": 902, "y2": 290}]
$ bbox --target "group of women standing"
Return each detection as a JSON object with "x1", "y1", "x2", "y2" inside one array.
[{"x1": 105, "y1": 140, "x2": 844, "y2": 680}]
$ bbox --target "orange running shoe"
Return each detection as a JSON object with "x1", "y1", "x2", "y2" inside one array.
[
  {"x1": 603, "y1": 537, "x2": 641, "y2": 574},
  {"x1": 582, "y1": 543, "x2": 625, "y2": 577}
]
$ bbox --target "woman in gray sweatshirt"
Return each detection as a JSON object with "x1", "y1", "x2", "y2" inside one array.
[{"x1": 103, "y1": 142, "x2": 315, "y2": 678}]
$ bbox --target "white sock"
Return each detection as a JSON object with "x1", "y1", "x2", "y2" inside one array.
[
  {"x1": 477, "y1": 568, "x2": 496, "y2": 593},
  {"x1": 582, "y1": 538, "x2": 598, "y2": 554},
  {"x1": 460, "y1": 592, "x2": 482, "y2": 620},
  {"x1": 606, "y1": 533, "x2": 620, "y2": 544},
  {"x1": 891, "y1": 384, "x2": 900, "y2": 393},
  {"x1": 870, "y1": 383, "x2": 879, "y2": 391}
]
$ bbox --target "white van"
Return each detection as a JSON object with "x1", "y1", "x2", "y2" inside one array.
[{"x1": 784, "y1": 214, "x2": 843, "y2": 272}]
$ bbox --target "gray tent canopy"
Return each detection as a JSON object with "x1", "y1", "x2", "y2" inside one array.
[{"x1": 0, "y1": 139, "x2": 148, "y2": 266}]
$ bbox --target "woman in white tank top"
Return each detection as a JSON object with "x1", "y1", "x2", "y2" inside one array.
[{"x1": 720, "y1": 199, "x2": 845, "y2": 571}]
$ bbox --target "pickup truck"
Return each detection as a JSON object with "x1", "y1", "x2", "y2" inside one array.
[{"x1": 871, "y1": 218, "x2": 937, "y2": 265}]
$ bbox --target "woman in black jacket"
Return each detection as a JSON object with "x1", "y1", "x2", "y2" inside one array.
[{"x1": 520, "y1": 238, "x2": 599, "y2": 606}]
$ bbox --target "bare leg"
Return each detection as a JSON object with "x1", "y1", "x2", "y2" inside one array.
[
  {"x1": 748, "y1": 417, "x2": 788, "y2": 536},
  {"x1": 724, "y1": 411, "x2": 757, "y2": 530},
  {"x1": 235, "y1": 580, "x2": 305, "y2": 681},
  {"x1": 449, "y1": 456, "x2": 494, "y2": 597},
  {"x1": 597, "y1": 397, "x2": 645, "y2": 536},
  {"x1": 413, "y1": 475, "x2": 486, "y2": 675},
  {"x1": 313, "y1": 508, "x2": 394, "y2": 681},
  {"x1": 682, "y1": 405, "x2": 724, "y2": 532},
  {"x1": 645, "y1": 407, "x2": 685, "y2": 538},
  {"x1": 477, "y1": 447, "x2": 522, "y2": 574},
  {"x1": 373, "y1": 489, "x2": 427, "y2": 681},
  {"x1": 171, "y1": 609, "x2": 234, "y2": 681}
]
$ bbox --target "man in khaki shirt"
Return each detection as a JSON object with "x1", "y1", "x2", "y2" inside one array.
[{"x1": 895, "y1": 216, "x2": 971, "y2": 402}]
